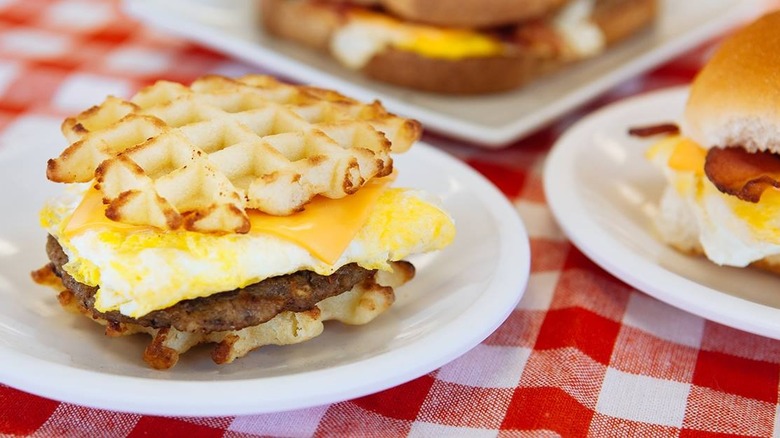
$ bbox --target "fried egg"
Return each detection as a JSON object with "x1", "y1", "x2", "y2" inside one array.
[
  {"x1": 41, "y1": 180, "x2": 455, "y2": 318},
  {"x1": 329, "y1": 0, "x2": 604, "y2": 70},
  {"x1": 647, "y1": 136, "x2": 780, "y2": 266},
  {"x1": 330, "y1": 10, "x2": 504, "y2": 69}
]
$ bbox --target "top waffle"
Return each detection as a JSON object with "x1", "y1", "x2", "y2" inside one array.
[{"x1": 46, "y1": 75, "x2": 422, "y2": 233}]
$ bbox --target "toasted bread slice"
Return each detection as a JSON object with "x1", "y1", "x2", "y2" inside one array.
[{"x1": 260, "y1": 0, "x2": 658, "y2": 94}]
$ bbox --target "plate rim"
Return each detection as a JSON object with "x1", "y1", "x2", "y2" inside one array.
[
  {"x1": 543, "y1": 85, "x2": 780, "y2": 340},
  {"x1": 0, "y1": 141, "x2": 531, "y2": 416},
  {"x1": 121, "y1": 0, "x2": 765, "y2": 148}
]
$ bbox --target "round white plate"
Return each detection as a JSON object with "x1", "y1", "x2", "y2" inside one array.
[
  {"x1": 0, "y1": 140, "x2": 529, "y2": 416},
  {"x1": 544, "y1": 86, "x2": 780, "y2": 340}
]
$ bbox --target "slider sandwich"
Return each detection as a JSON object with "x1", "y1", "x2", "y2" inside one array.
[
  {"x1": 639, "y1": 11, "x2": 780, "y2": 270},
  {"x1": 32, "y1": 74, "x2": 455, "y2": 369},
  {"x1": 260, "y1": 0, "x2": 658, "y2": 94}
]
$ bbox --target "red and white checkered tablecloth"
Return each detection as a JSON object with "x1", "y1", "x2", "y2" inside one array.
[{"x1": 2, "y1": 0, "x2": 780, "y2": 436}]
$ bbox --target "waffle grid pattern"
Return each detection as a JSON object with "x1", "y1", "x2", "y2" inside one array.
[{"x1": 48, "y1": 74, "x2": 420, "y2": 232}]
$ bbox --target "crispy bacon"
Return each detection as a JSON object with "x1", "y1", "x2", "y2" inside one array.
[
  {"x1": 704, "y1": 147, "x2": 780, "y2": 203},
  {"x1": 628, "y1": 123, "x2": 679, "y2": 138}
]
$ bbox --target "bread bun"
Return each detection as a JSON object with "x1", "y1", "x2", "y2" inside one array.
[
  {"x1": 684, "y1": 11, "x2": 780, "y2": 153},
  {"x1": 361, "y1": 0, "x2": 569, "y2": 29}
]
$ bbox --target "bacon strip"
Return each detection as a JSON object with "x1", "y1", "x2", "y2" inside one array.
[
  {"x1": 628, "y1": 123, "x2": 679, "y2": 138},
  {"x1": 704, "y1": 147, "x2": 780, "y2": 203}
]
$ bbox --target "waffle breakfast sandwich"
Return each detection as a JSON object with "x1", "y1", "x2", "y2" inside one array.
[
  {"x1": 635, "y1": 11, "x2": 780, "y2": 271},
  {"x1": 32, "y1": 74, "x2": 455, "y2": 370},
  {"x1": 260, "y1": 0, "x2": 658, "y2": 94}
]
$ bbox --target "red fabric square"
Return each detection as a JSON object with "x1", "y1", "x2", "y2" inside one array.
[
  {"x1": 0, "y1": 386, "x2": 59, "y2": 435},
  {"x1": 465, "y1": 159, "x2": 527, "y2": 198},
  {"x1": 85, "y1": 19, "x2": 134, "y2": 45},
  {"x1": 417, "y1": 381, "x2": 513, "y2": 429},
  {"x1": 501, "y1": 387, "x2": 592, "y2": 435},
  {"x1": 351, "y1": 374, "x2": 434, "y2": 421},
  {"x1": 529, "y1": 238, "x2": 570, "y2": 273},
  {"x1": 510, "y1": 126, "x2": 558, "y2": 152},
  {"x1": 692, "y1": 350, "x2": 779, "y2": 403},
  {"x1": 682, "y1": 386, "x2": 775, "y2": 436},
  {"x1": 534, "y1": 308, "x2": 620, "y2": 365},
  {"x1": 610, "y1": 326, "x2": 699, "y2": 381},
  {"x1": 0, "y1": 0, "x2": 51, "y2": 26},
  {"x1": 128, "y1": 417, "x2": 224, "y2": 438},
  {"x1": 562, "y1": 246, "x2": 601, "y2": 272}
]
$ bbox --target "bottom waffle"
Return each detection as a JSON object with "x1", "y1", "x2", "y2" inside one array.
[{"x1": 47, "y1": 262, "x2": 414, "y2": 370}]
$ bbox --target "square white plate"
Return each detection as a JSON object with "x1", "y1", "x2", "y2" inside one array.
[{"x1": 122, "y1": 0, "x2": 766, "y2": 147}]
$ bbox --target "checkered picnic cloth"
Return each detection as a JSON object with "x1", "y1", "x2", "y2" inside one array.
[{"x1": 2, "y1": 0, "x2": 780, "y2": 436}]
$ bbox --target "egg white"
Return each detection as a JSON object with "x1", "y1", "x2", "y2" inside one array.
[
  {"x1": 42, "y1": 185, "x2": 455, "y2": 318},
  {"x1": 650, "y1": 140, "x2": 780, "y2": 266}
]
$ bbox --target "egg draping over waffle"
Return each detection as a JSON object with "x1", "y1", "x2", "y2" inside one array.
[{"x1": 33, "y1": 74, "x2": 455, "y2": 369}]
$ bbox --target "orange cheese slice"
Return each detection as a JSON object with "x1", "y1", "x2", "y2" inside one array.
[
  {"x1": 246, "y1": 176, "x2": 392, "y2": 263},
  {"x1": 668, "y1": 137, "x2": 706, "y2": 175},
  {"x1": 646, "y1": 135, "x2": 706, "y2": 175},
  {"x1": 63, "y1": 175, "x2": 394, "y2": 265},
  {"x1": 349, "y1": 10, "x2": 504, "y2": 60}
]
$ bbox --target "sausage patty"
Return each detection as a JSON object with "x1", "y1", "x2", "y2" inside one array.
[{"x1": 45, "y1": 234, "x2": 375, "y2": 333}]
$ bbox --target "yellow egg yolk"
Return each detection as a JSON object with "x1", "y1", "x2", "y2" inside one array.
[
  {"x1": 645, "y1": 135, "x2": 706, "y2": 175},
  {"x1": 349, "y1": 10, "x2": 504, "y2": 59}
]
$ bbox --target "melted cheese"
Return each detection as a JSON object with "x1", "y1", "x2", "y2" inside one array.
[
  {"x1": 733, "y1": 188, "x2": 780, "y2": 235},
  {"x1": 646, "y1": 135, "x2": 707, "y2": 175},
  {"x1": 394, "y1": 27, "x2": 503, "y2": 60},
  {"x1": 63, "y1": 176, "x2": 393, "y2": 265},
  {"x1": 648, "y1": 134, "x2": 780, "y2": 266}
]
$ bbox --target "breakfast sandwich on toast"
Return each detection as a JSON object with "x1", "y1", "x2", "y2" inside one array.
[
  {"x1": 32, "y1": 74, "x2": 455, "y2": 369},
  {"x1": 260, "y1": 0, "x2": 658, "y2": 94},
  {"x1": 636, "y1": 11, "x2": 780, "y2": 271}
]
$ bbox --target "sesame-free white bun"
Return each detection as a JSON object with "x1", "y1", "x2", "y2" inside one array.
[{"x1": 684, "y1": 11, "x2": 780, "y2": 153}]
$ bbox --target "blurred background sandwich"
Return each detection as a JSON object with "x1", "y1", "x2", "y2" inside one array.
[{"x1": 260, "y1": 0, "x2": 659, "y2": 94}]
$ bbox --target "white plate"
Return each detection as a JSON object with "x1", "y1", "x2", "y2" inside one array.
[
  {"x1": 0, "y1": 140, "x2": 529, "y2": 416},
  {"x1": 122, "y1": 0, "x2": 765, "y2": 147},
  {"x1": 544, "y1": 86, "x2": 780, "y2": 340}
]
